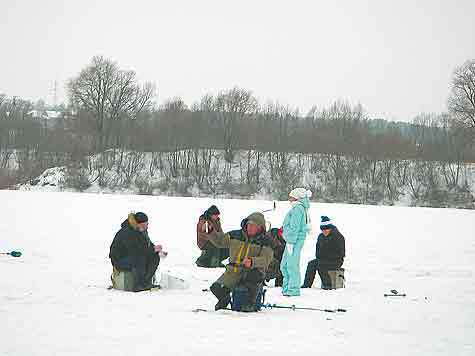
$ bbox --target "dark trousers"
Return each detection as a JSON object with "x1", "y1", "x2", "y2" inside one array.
[
  {"x1": 302, "y1": 259, "x2": 342, "y2": 288},
  {"x1": 196, "y1": 241, "x2": 229, "y2": 267},
  {"x1": 265, "y1": 259, "x2": 283, "y2": 287},
  {"x1": 302, "y1": 259, "x2": 319, "y2": 288},
  {"x1": 211, "y1": 269, "x2": 264, "y2": 307},
  {"x1": 317, "y1": 268, "x2": 332, "y2": 289},
  {"x1": 240, "y1": 269, "x2": 265, "y2": 305},
  {"x1": 115, "y1": 253, "x2": 160, "y2": 289}
]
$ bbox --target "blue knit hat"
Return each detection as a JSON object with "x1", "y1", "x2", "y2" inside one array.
[{"x1": 320, "y1": 216, "x2": 335, "y2": 230}]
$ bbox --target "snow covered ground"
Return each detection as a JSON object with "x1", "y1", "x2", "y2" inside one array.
[{"x1": 1, "y1": 190, "x2": 474, "y2": 356}]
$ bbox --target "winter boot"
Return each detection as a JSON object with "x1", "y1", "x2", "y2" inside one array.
[
  {"x1": 196, "y1": 250, "x2": 210, "y2": 267},
  {"x1": 210, "y1": 282, "x2": 231, "y2": 311},
  {"x1": 240, "y1": 304, "x2": 257, "y2": 312}
]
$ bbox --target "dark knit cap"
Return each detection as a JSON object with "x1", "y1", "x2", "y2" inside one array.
[
  {"x1": 135, "y1": 212, "x2": 148, "y2": 223},
  {"x1": 206, "y1": 205, "x2": 220, "y2": 216}
]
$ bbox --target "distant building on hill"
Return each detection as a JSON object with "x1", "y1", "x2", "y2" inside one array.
[{"x1": 26, "y1": 109, "x2": 63, "y2": 128}]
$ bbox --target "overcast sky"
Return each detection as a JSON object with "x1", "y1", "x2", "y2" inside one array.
[{"x1": 1, "y1": 0, "x2": 474, "y2": 121}]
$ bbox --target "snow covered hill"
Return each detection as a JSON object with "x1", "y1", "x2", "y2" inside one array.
[
  {"x1": 1, "y1": 190, "x2": 474, "y2": 356},
  {"x1": 15, "y1": 149, "x2": 475, "y2": 209}
]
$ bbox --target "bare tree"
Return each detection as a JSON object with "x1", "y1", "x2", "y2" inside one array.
[
  {"x1": 214, "y1": 87, "x2": 258, "y2": 162},
  {"x1": 448, "y1": 60, "x2": 475, "y2": 138},
  {"x1": 67, "y1": 55, "x2": 155, "y2": 151}
]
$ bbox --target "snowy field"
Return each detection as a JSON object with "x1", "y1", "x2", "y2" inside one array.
[{"x1": 1, "y1": 190, "x2": 474, "y2": 356}]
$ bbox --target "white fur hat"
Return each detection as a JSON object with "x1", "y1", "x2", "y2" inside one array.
[{"x1": 289, "y1": 187, "x2": 312, "y2": 200}]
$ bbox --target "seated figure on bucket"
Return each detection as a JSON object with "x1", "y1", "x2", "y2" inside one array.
[
  {"x1": 204, "y1": 212, "x2": 274, "y2": 312},
  {"x1": 109, "y1": 212, "x2": 167, "y2": 292},
  {"x1": 302, "y1": 216, "x2": 345, "y2": 289}
]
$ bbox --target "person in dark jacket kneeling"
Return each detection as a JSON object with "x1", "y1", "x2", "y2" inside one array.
[
  {"x1": 195, "y1": 205, "x2": 229, "y2": 268},
  {"x1": 302, "y1": 216, "x2": 345, "y2": 289},
  {"x1": 109, "y1": 212, "x2": 166, "y2": 292}
]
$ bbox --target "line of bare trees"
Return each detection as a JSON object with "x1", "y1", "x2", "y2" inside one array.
[{"x1": 1, "y1": 56, "x2": 474, "y2": 208}]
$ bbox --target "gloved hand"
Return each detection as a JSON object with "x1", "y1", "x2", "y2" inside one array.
[
  {"x1": 286, "y1": 244, "x2": 294, "y2": 254},
  {"x1": 306, "y1": 223, "x2": 314, "y2": 234},
  {"x1": 243, "y1": 257, "x2": 252, "y2": 268}
]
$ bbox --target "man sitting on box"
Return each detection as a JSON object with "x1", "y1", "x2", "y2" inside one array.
[
  {"x1": 302, "y1": 216, "x2": 345, "y2": 289},
  {"x1": 109, "y1": 212, "x2": 166, "y2": 292}
]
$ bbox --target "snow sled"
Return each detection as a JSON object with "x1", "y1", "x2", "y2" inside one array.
[
  {"x1": 231, "y1": 284, "x2": 265, "y2": 312},
  {"x1": 156, "y1": 269, "x2": 189, "y2": 290},
  {"x1": 111, "y1": 267, "x2": 188, "y2": 291}
]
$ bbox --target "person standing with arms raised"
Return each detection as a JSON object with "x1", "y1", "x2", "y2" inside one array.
[{"x1": 280, "y1": 188, "x2": 312, "y2": 296}]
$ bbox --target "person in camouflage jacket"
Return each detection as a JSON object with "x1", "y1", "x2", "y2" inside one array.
[{"x1": 205, "y1": 212, "x2": 274, "y2": 311}]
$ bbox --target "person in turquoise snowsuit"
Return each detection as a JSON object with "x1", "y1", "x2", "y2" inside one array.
[{"x1": 280, "y1": 188, "x2": 312, "y2": 296}]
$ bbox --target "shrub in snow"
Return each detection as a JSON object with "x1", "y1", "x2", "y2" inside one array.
[
  {"x1": 170, "y1": 178, "x2": 193, "y2": 197},
  {"x1": 135, "y1": 176, "x2": 154, "y2": 195},
  {"x1": 61, "y1": 166, "x2": 91, "y2": 192},
  {"x1": 271, "y1": 169, "x2": 301, "y2": 200},
  {"x1": 0, "y1": 169, "x2": 17, "y2": 189}
]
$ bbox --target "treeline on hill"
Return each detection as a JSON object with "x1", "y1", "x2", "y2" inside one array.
[{"x1": 1, "y1": 56, "x2": 474, "y2": 208}]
